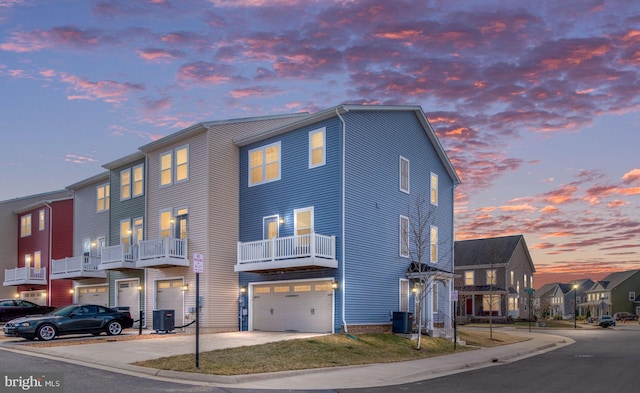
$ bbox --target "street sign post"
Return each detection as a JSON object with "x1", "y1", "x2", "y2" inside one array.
[{"x1": 192, "y1": 253, "x2": 204, "y2": 368}]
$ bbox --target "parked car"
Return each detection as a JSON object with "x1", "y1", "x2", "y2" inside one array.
[
  {"x1": 613, "y1": 312, "x2": 638, "y2": 321},
  {"x1": 597, "y1": 315, "x2": 616, "y2": 327},
  {"x1": 3, "y1": 304, "x2": 134, "y2": 341},
  {"x1": 0, "y1": 299, "x2": 55, "y2": 322}
]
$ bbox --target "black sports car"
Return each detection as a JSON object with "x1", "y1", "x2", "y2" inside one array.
[
  {"x1": 3, "y1": 304, "x2": 134, "y2": 341},
  {"x1": 0, "y1": 299, "x2": 55, "y2": 322}
]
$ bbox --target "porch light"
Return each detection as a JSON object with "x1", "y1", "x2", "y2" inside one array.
[
  {"x1": 181, "y1": 284, "x2": 189, "y2": 292},
  {"x1": 279, "y1": 217, "x2": 285, "y2": 225},
  {"x1": 137, "y1": 285, "x2": 143, "y2": 292},
  {"x1": 14, "y1": 293, "x2": 19, "y2": 298},
  {"x1": 240, "y1": 286, "x2": 247, "y2": 294},
  {"x1": 332, "y1": 282, "x2": 338, "y2": 290},
  {"x1": 69, "y1": 289, "x2": 75, "y2": 294}
]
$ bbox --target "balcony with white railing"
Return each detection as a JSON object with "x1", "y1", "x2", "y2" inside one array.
[
  {"x1": 137, "y1": 237, "x2": 189, "y2": 268},
  {"x1": 235, "y1": 232, "x2": 338, "y2": 272},
  {"x1": 50, "y1": 255, "x2": 106, "y2": 280},
  {"x1": 98, "y1": 244, "x2": 138, "y2": 270},
  {"x1": 3, "y1": 267, "x2": 47, "y2": 286}
]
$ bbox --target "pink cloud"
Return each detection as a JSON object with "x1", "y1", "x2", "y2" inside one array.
[
  {"x1": 60, "y1": 73, "x2": 145, "y2": 104},
  {"x1": 0, "y1": 26, "x2": 101, "y2": 52},
  {"x1": 64, "y1": 153, "x2": 97, "y2": 164},
  {"x1": 622, "y1": 168, "x2": 640, "y2": 184},
  {"x1": 177, "y1": 61, "x2": 236, "y2": 84},
  {"x1": 229, "y1": 86, "x2": 285, "y2": 99},
  {"x1": 137, "y1": 48, "x2": 185, "y2": 62}
]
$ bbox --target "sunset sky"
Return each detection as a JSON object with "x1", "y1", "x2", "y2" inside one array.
[{"x1": 1, "y1": 0, "x2": 638, "y2": 289}]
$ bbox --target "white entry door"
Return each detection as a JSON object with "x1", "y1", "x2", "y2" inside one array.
[{"x1": 251, "y1": 280, "x2": 333, "y2": 333}]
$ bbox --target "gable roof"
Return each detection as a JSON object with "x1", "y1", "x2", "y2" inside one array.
[
  {"x1": 454, "y1": 235, "x2": 530, "y2": 268},
  {"x1": 233, "y1": 104, "x2": 460, "y2": 185},
  {"x1": 589, "y1": 270, "x2": 640, "y2": 291}
]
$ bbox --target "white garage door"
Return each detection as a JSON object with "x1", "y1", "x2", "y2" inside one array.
[
  {"x1": 77, "y1": 286, "x2": 108, "y2": 307},
  {"x1": 252, "y1": 280, "x2": 333, "y2": 333},
  {"x1": 156, "y1": 279, "x2": 184, "y2": 328},
  {"x1": 117, "y1": 280, "x2": 140, "y2": 320}
]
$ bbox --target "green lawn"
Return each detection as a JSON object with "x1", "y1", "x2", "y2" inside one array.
[{"x1": 134, "y1": 330, "x2": 528, "y2": 375}]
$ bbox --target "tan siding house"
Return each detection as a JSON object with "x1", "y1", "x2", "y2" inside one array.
[{"x1": 139, "y1": 114, "x2": 308, "y2": 331}]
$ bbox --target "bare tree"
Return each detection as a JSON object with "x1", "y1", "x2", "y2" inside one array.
[{"x1": 405, "y1": 193, "x2": 453, "y2": 350}]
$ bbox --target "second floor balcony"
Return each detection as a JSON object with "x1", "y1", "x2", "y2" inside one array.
[
  {"x1": 98, "y1": 244, "x2": 138, "y2": 271},
  {"x1": 137, "y1": 237, "x2": 189, "y2": 268},
  {"x1": 50, "y1": 256, "x2": 107, "y2": 280},
  {"x1": 235, "y1": 232, "x2": 338, "y2": 273},
  {"x1": 3, "y1": 267, "x2": 47, "y2": 286}
]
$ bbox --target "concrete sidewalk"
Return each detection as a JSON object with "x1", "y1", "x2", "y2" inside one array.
[{"x1": 0, "y1": 329, "x2": 573, "y2": 390}]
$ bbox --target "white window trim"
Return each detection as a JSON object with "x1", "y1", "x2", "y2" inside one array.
[
  {"x1": 465, "y1": 270, "x2": 474, "y2": 286},
  {"x1": 96, "y1": 183, "x2": 109, "y2": 213},
  {"x1": 38, "y1": 209, "x2": 45, "y2": 231},
  {"x1": 175, "y1": 145, "x2": 189, "y2": 184},
  {"x1": 248, "y1": 141, "x2": 281, "y2": 187},
  {"x1": 308, "y1": 127, "x2": 326, "y2": 169},
  {"x1": 263, "y1": 215, "x2": 280, "y2": 240},
  {"x1": 160, "y1": 150, "x2": 173, "y2": 187},
  {"x1": 160, "y1": 208, "x2": 173, "y2": 238},
  {"x1": 293, "y1": 206, "x2": 314, "y2": 234},
  {"x1": 132, "y1": 163, "x2": 144, "y2": 197},
  {"x1": 433, "y1": 282, "x2": 438, "y2": 313},
  {"x1": 399, "y1": 278, "x2": 410, "y2": 312},
  {"x1": 399, "y1": 215, "x2": 409, "y2": 258},
  {"x1": 430, "y1": 172, "x2": 438, "y2": 206},
  {"x1": 399, "y1": 156, "x2": 410, "y2": 194},
  {"x1": 120, "y1": 168, "x2": 131, "y2": 201},
  {"x1": 20, "y1": 214, "x2": 31, "y2": 238},
  {"x1": 430, "y1": 225, "x2": 438, "y2": 263}
]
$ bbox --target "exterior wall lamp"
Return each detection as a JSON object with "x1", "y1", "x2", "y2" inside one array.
[
  {"x1": 181, "y1": 284, "x2": 189, "y2": 292},
  {"x1": 279, "y1": 217, "x2": 285, "y2": 225},
  {"x1": 332, "y1": 282, "x2": 338, "y2": 290},
  {"x1": 240, "y1": 286, "x2": 247, "y2": 294}
]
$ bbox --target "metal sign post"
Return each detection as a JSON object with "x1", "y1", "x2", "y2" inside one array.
[{"x1": 193, "y1": 253, "x2": 204, "y2": 369}]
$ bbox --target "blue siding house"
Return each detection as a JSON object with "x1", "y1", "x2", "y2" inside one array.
[{"x1": 235, "y1": 105, "x2": 460, "y2": 334}]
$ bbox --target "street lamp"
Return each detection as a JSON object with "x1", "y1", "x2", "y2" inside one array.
[{"x1": 573, "y1": 284, "x2": 578, "y2": 329}]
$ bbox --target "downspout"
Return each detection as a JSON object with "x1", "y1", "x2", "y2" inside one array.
[
  {"x1": 336, "y1": 108, "x2": 348, "y2": 333},
  {"x1": 43, "y1": 202, "x2": 53, "y2": 307}
]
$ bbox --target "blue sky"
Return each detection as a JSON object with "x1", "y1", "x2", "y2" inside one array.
[{"x1": 1, "y1": 0, "x2": 639, "y2": 287}]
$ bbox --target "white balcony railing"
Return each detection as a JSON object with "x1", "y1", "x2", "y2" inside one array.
[
  {"x1": 50, "y1": 255, "x2": 106, "y2": 279},
  {"x1": 236, "y1": 232, "x2": 337, "y2": 272},
  {"x1": 99, "y1": 244, "x2": 137, "y2": 270},
  {"x1": 138, "y1": 238, "x2": 187, "y2": 260},
  {"x1": 3, "y1": 267, "x2": 47, "y2": 286},
  {"x1": 137, "y1": 237, "x2": 189, "y2": 268}
]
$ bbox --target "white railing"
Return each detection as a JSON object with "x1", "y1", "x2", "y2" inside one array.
[
  {"x1": 138, "y1": 238, "x2": 187, "y2": 260},
  {"x1": 237, "y1": 232, "x2": 335, "y2": 265},
  {"x1": 51, "y1": 255, "x2": 101, "y2": 275},
  {"x1": 100, "y1": 244, "x2": 137, "y2": 266},
  {"x1": 4, "y1": 267, "x2": 47, "y2": 284}
]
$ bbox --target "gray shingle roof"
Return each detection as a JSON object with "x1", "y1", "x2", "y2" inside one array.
[{"x1": 454, "y1": 235, "x2": 524, "y2": 267}]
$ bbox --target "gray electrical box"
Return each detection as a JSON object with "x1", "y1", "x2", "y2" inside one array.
[{"x1": 152, "y1": 309, "x2": 175, "y2": 333}]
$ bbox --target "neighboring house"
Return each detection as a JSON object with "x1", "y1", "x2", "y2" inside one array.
[
  {"x1": 584, "y1": 270, "x2": 640, "y2": 319},
  {"x1": 235, "y1": 104, "x2": 460, "y2": 334},
  {"x1": 50, "y1": 172, "x2": 110, "y2": 306},
  {"x1": 548, "y1": 284, "x2": 574, "y2": 319},
  {"x1": 454, "y1": 235, "x2": 536, "y2": 321},
  {"x1": 99, "y1": 152, "x2": 147, "y2": 322},
  {"x1": 3, "y1": 197, "x2": 74, "y2": 307},
  {"x1": 533, "y1": 282, "x2": 558, "y2": 319},
  {"x1": 138, "y1": 113, "x2": 307, "y2": 332},
  {"x1": 0, "y1": 190, "x2": 71, "y2": 300}
]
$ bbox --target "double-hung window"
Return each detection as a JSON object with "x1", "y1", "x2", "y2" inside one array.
[
  {"x1": 487, "y1": 269, "x2": 497, "y2": 286},
  {"x1": 38, "y1": 209, "x2": 45, "y2": 231},
  {"x1": 464, "y1": 271, "x2": 474, "y2": 285},
  {"x1": 430, "y1": 226, "x2": 438, "y2": 263},
  {"x1": 97, "y1": 183, "x2": 110, "y2": 212},
  {"x1": 430, "y1": 172, "x2": 438, "y2": 205},
  {"x1": 120, "y1": 168, "x2": 131, "y2": 200},
  {"x1": 249, "y1": 142, "x2": 281, "y2": 186},
  {"x1": 132, "y1": 164, "x2": 144, "y2": 197},
  {"x1": 309, "y1": 128, "x2": 326, "y2": 168},
  {"x1": 20, "y1": 214, "x2": 31, "y2": 237},
  {"x1": 400, "y1": 156, "x2": 409, "y2": 193},
  {"x1": 160, "y1": 146, "x2": 189, "y2": 187},
  {"x1": 399, "y1": 215, "x2": 409, "y2": 257}
]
